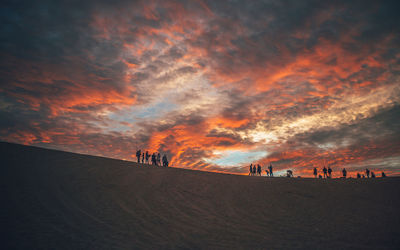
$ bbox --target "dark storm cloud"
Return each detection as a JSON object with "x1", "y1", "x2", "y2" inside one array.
[{"x1": 291, "y1": 105, "x2": 400, "y2": 148}]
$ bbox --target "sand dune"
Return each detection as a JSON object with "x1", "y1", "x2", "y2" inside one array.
[{"x1": 2, "y1": 142, "x2": 399, "y2": 249}]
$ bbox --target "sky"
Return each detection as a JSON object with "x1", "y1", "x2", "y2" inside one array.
[{"x1": 1, "y1": 0, "x2": 399, "y2": 177}]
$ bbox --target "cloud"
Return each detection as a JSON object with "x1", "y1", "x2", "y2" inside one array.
[{"x1": 0, "y1": 0, "x2": 399, "y2": 176}]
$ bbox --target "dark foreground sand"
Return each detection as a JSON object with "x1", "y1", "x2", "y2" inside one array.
[{"x1": 1, "y1": 142, "x2": 399, "y2": 249}]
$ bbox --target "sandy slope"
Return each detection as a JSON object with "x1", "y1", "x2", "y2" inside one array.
[{"x1": 1, "y1": 142, "x2": 399, "y2": 249}]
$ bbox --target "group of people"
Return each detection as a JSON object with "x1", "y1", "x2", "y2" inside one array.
[
  {"x1": 135, "y1": 149, "x2": 169, "y2": 167},
  {"x1": 356, "y1": 168, "x2": 385, "y2": 178},
  {"x1": 314, "y1": 167, "x2": 386, "y2": 179},
  {"x1": 313, "y1": 166, "x2": 333, "y2": 178},
  {"x1": 249, "y1": 164, "x2": 274, "y2": 177},
  {"x1": 249, "y1": 164, "x2": 388, "y2": 179}
]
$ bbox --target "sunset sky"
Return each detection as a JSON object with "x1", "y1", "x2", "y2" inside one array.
[{"x1": 1, "y1": 0, "x2": 399, "y2": 177}]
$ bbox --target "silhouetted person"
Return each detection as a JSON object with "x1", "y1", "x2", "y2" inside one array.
[
  {"x1": 287, "y1": 170, "x2": 293, "y2": 177},
  {"x1": 268, "y1": 164, "x2": 273, "y2": 177},
  {"x1": 382, "y1": 172, "x2": 386, "y2": 178},
  {"x1": 257, "y1": 164, "x2": 261, "y2": 176},
  {"x1": 327, "y1": 167, "x2": 332, "y2": 178},
  {"x1": 323, "y1": 166, "x2": 327, "y2": 178},
  {"x1": 151, "y1": 153, "x2": 156, "y2": 165},
  {"x1": 362, "y1": 174, "x2": 365, "y2": 178},
  {"x1": 157, "y1": 153, "x2": 161, "y2": 166},
  {"x1": 342, "y1": 168, "x2": 347, "y2": 178},
  {"x1": 145, "y1": 151, "x2": 150, "y2": 164},
  {"x1": 142, "y1": 152, "x2": 145, "y2": 163},
  {"x1": 252, "y1": 165, "x2": 256, "y2": 176},
  {"x1": 313, "y1": 167, "x2": 317, "y2": 178},
  {"x1": 319, "y1": 174, "x2": 322, "y2": 179},
  {"x1": 249, "y1": 164, "x2": 253, "y2": 176},
  {"x1": 265, "y1": 169, "x2": 269, "y2": 176},
  {"x1": 366, "y1": 168, "x2": 370, "y2": 178},
  {"x1": 136, "y1": 150, "x2": 141, "y2": 163},
  {"x1": 371, "y1": 172, "x2": 375, "y2": 178},
  {"x1": 162, "y1": 155, "x2": 168, "y2": 167},
  {"x1": 357, "y1": 173, "x2": 361, "y2": 178}
]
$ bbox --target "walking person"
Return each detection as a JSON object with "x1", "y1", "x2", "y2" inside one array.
[
  {"x1": 249, "y1": 164, "x2": 253, "y2": 176},
  {"x1": 313, "y1": 167, "x2": 318, "y2": 178},
  {"x1": 268, "y1": 164, "x2": 273, "y2": 177}
]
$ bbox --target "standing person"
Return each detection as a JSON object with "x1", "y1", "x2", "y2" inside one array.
[
  {"x1": 257, "y1": 164, "x2": 261, "y2": 176},
  {"x1": 323, "y1": 166, "x2": 327, "y2": 178},
  {"x1": 357, "y1": 173, "x2": 361, "y2": 178},
  {"x1": 249, "y1": 164, "x2": 253, "y2": 176},
  {"x1": 313, "y1": 167, "x2": 318, "y2": 178},
  {"x1": 145, "y1": 151, "x2": 150, "y2": 164},
  {"x1": 268, "y1": 164, "x2": 273, "y2": 177},
  {"x1": 371, "y1": 172, "x2": 375, "y2": 178},
  {"x1": 151, "y1": 153, "x2": 156, "y2": 165},
  {"x1": 265, "y1": 169, "x2": 269, "y2": 177},
  {"x1": 157, "y1": 153, "x2": 161, "y2": 166},
  {"x1": 366, "y1": 169, "x2": 370, "y2": 178},
  {"x1": 136, "y1": 149, "x2": 141, "y2": 163},
  {"x1": 342, "y1": 168, "x2": 347, "y2": 178},
  {"x1": 162, "y1": 155, "x2": 167, "y2": 167},
  {"x1": 142, "y1": 152, "x2": 145, "y2": 164},
  {"x1": 252, "y1": 165, "x2": 256, "y2": 176},
  {"x1": 382, "y1": 172, "x2": 386, "y2": 178},
  {"x1": 327, "y1": 167, "x2": 332, "y2": 178}
]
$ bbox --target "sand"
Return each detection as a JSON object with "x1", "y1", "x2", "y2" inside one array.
[{"x1": 1, "y1": 141, "x2": 399, "y2": 249}]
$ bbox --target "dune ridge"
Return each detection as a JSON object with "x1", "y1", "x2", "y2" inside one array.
[{"x1": 1, "y1": 142, "x2": 400, "y2": 249}]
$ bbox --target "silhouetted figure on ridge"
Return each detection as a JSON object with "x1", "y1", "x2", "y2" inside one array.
[
  {"x1": 342, "y1": 168, "x2": 347, "y2": 178},
  {"x1": 142, "y1": 152, "x2": 145, "y2": 164},
  {"x1": 151, "y1": 153, "x2": 156, "y2": 165},
  {"x1": 162, "y1": 155, "x2": 168, "y2": 167},
  {"x1": 371, "y1": 172, "x2": 375, "y2": 178},
  {"x1": 327, "y1": 167, "x2": 332, "y2": 178},
  {"x1": 145, "y1": 151, "x2": 150, "y2": 164},
  {"x1": 265, "y1": 169, "x2": 269, "y2": 177},
  {"x1": 252, "y1": 165, "x2": 256, "y2": 176},
  {"x1": 287, "y1": 170, "x2": 293, "y2": 177},
  {"x1": 366, "y1": 168, "x2": 370, "y2": 178},
  {"x1": 249, "y1": 164, "x2": 253, "y2": 176},
  {"x1": 323, "y1": 166, "x2": 327, "y2": 178},
  {"x1": 357, "y1": 173, "x2": 361, "y2": 178},
  {"x1": 268, "y1": 164, "x2": 273, "y2": 177},
  {"x1": 313, "y1": 167, "x2": 318, "y2": 178},
  {"x1": 382, "y1": 172, "x2": 386, "y2": 178},
  {"x1": 136, "y1": 150, "x2": 141, "y2": 163},
  {"x1": 157, "y1": 153, "x2": 161, "y2": 166},
  {"x1": 257, "y1": 164, "x2": 261, "y2": 176}
]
